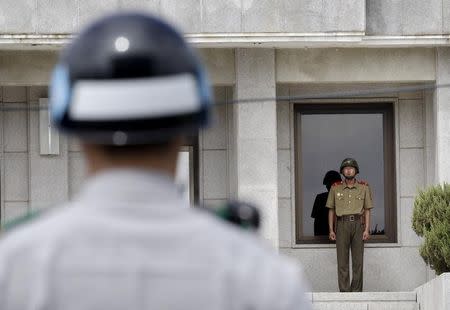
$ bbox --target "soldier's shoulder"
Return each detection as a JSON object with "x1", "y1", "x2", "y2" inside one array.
[
  {"x1": 0, "y1": 205, "x2": 78, "y2": 254},
  {"x1": 331, "y1": 181, "x2": 343, "y2": 187},
  {"x1": 357, "y1": 180, "x2": 369, "y2": 186}
]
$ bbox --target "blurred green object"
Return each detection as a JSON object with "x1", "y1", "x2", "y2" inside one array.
[
  {"x1": 412, "y1": 183, "x2": 450, "y2": 275},
  {"x1": 211, "y1": 201, "x2": 260, "y2": 231},
  {"x1": 1, "y1": 209, "x2": 43, "y2": 233}
]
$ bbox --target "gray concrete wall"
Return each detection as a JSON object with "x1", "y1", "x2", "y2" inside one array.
[
  {"x1": 233, "y1": 49, "x2": 279, "y2": 247},
  {"x1": 276, "y1": 83, "x2": 431, "y2": 291},
  {"x1": 198, "y1": 49, "x2": 235, "y2": 86},
  {"x1": 276, "y1": 48, "x2": 436, "y2": 83},
  {"x1": 0, "y1": 51, "x2": 58, "y2": 86},
  {"x1": 0, "y1": 49, "x2": 234, "y2": 86},
  {"x1": 2, "y1": 0, "x2": 449, "y2": 36},
  {"x1": 0, "y1": 0, "x2": 365, "y2": 34},
  {"x1": 0, "y1": 48, "x2": 436, "y2": 86},
  {"x1": 435, "y1": 48, "x2": 450, "y2": 183},
  {"x1": 0, "y1": 86, "x2": 86, "y2": 224},
  {"x1": 199, "y1": 87, "x2": 233, "y2": 208},
  {"x1": 367, "y1": 0, "x2": 450, "y2": 35}
]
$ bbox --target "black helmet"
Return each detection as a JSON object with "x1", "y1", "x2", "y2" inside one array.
[
  {"x1": 50, "y1": 12, "x2": 212, "y2": 145},
  {"x1": 340, "y1": 158, "x2": 360, "y2": 174},
  {"x1": 323, "y1": 170, "x2": 342, "y2": 187}
]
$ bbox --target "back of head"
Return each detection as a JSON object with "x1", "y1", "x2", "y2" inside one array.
[
  {"x1": 323, "y1": 170, "x2": 342, "y2": 190},
  {"x1": 50, "y1": 12, "x2": 212, "y2": 147}
]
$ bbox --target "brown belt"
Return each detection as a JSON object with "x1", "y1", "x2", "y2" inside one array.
[{"x1": 337, "y1": 214, "x2": 362, "y2": 222}]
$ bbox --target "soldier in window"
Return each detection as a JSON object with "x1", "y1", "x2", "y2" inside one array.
[{"x1": 326, "y1": 158, "x2": 374, "y2": 292}]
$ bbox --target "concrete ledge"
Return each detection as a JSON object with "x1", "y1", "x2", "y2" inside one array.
[
  {"x1": 1, "y1": 33, "x2": 450, "y2": 49},
  {"x1": 314, "y1": 302, "x2": 417, "y2": 310},
  {"x1": 312, "y1": 292, "x2": 416, "y2": 302},
  {"x1": 310, "y1": 292, "x2": 418, "y2": 310},
  {"x1": 416, "y1": 273, "x2": 450, "y2": 310}
]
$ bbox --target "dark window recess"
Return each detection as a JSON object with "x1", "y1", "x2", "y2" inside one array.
[{"x1": 294, "y1": 102, "x2": 397, "y2": 244}]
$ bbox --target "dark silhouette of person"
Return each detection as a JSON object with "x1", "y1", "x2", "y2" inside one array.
[{"x1": 311, "y1": 170, "x2": 342, "y2": 236}]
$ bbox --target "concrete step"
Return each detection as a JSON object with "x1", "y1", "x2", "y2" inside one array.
[{"x1": 309, "y1": 292, "x2": 418, "y2": 310}]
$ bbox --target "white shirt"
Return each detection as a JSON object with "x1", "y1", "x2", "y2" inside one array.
[{"x1": 0, "y1": 169, "x2": 311, "y2": 310}]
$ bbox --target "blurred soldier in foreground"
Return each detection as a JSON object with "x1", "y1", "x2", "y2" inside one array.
[{"x1": 0, "y1": 13, "x2": 310, "y2": 309}]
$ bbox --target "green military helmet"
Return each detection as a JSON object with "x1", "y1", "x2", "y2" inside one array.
[{"x1": 340, "y1": 158, "x2": 359, "y2": 174}]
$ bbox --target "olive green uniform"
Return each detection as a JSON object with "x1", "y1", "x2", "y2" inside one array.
[{"x1": 326, "y1": 180, "x2": 373, "y2": 292}]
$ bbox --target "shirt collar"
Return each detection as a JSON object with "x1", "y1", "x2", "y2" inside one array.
[
  {"x1": 74, "y1": 168, "x2": 186, "y2": 208},
  {"x1": 343, "y1": 179, "x2": 359, "y2": 189}
]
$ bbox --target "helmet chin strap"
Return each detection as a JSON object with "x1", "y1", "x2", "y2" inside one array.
[{"x1": 344, "y1": 175, "x2": 355, "y2": 180}]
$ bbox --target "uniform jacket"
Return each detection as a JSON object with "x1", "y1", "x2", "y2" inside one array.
[
  {"x1": 0, "y1": 169, "x2": 311, "y2": 310},
  {"x1": 325, "y1": 180, "x2": 374, "y2": 216}
]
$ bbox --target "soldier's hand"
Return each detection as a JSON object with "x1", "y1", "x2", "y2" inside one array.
[
  {"x1": 362, "y1": 230, "x2": 370, "y2": 241},
  {"x1": 329, "y1": 231, "x2": 336, "y2": 241}
]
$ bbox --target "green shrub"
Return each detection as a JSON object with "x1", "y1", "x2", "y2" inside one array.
[{"x1": 412, "y1": 183, "x2": 450, "y2": 275}]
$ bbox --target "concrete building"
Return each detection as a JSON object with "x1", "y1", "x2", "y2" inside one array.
[{"x1": 1, "y1": 1, "x2": 450, "y2": 308}]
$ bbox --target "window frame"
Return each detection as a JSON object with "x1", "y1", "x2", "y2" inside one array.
[
  {"x1": 178, "y1": 146, "x2": 195, "y2": 205},
  {"x1": 293, "y1": 101, "x2": 397, "y2": 244},
  {"x1": 182, "y1": 135, "x2": 200, "y2": 206}
]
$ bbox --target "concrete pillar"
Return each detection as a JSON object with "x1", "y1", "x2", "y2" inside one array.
[
  {"x1": 435, "y1": 48, "x2": 450, "y2": 183},
  {"x1": 233, "y1": 49, "x2": 278, "y2": 248},
  {"x1": 424, "y1": 89, "x2": 436, "y2": 186}
]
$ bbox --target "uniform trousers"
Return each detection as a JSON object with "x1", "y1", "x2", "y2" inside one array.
[{"x1": 336, "y1": 218, "x2": 364, "y2": 292}]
